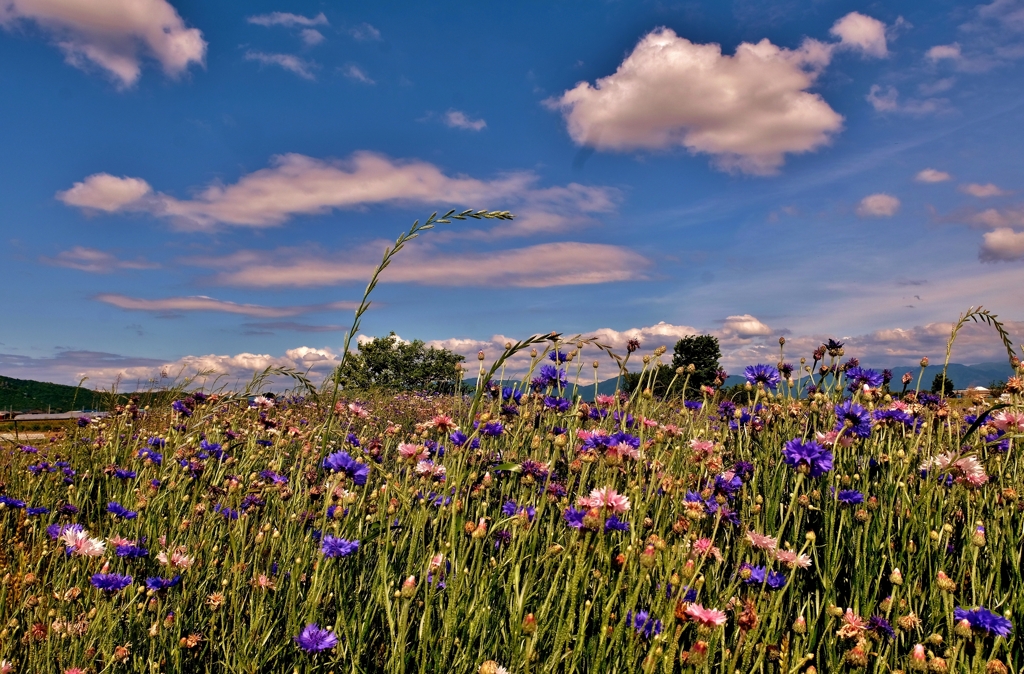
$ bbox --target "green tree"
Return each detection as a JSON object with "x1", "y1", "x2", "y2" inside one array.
[
  {"x1": 335, "y1": 333, "x2": 465, "y2": 393},
  {"x1": 930, "y1": 372, "x2": 955, "y2": 396},
  {"x1": 624, "y1": 334, "x2": 722, "y2": 397}
]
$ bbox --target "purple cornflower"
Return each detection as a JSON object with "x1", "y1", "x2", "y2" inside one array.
[
  {"x1": 548, "y1": 350, "x2": 569, "y2": 363},
  {"x1": 744, "y1": 364, "x2": 780, "y2": 391},
  {"x1": 846, "y1": 367, "x2": 884, "y2": 391},
  {"x1": 543, "y1": 396, "x2": 571, "y2": 413},
  {"x1": 138, "y1": 448, "x2": 163, "y2": 465},
  {"x1": 107, "y1": 502, "x2": 138, "y2": 519},
  {"x1": 91, "y1": 573, "x2": 133, "y2": 593},
  {"x1": 781, "y1": 438, "x2": 833, "y2": 478},
  {"x1": 450, "y1": 430, "x2": 468, "y2": 446},
  {"x1": 26, "y1": 506, "x2": 49, "y2": 516},
  {"x1": 836, "y1": 489, "x2": 864, "y2": 506},
  {"x1": 260, "y1": 469, "x2": 288, "y2": 484},
  {"x1": 145, "y1": 575, "x2": 181, "y2": 592},
  {"x1": 213, "y1": 504, "x2": 239, "y2": 520},
  {"x1": 953, "y1": 607, "x2": 1013, "y2": 637},
  {"x1": 873, "y1": 408, "x2": 914, "y2": 427},
  {"x1": 605, "y1": 515, "x2": 629, "y2": 532},
  {"x1": 480, "y1": 421, "x2": 504, "y2": 437},
  {"x1": 47, "y1": 523, "x2": 83, "y2": 539},
  {"x1": 834, "y1": 400, "x2": 872, "y2": 439},
  {"x1": 563, "y1": 507, "x2": 585, "y2": 529},
  {"x1": 171, "y1": 400, "x2": 192, "y2": 417},
  {"x1": 322, "y1": 450, "x2": 369, "y2": 485},
  {"x1": 741, "y1": 564, "x2": 786, "y2": 590},
  {"x1": 625, "y1": 609, "x2": 663, "y2": 639},
  {"x1": 867, "y1": 615, "x2": 895, "y2": 640},
  {"x1": 115, "y1": 544, "x2": 149, "y2": 558},
  {"x1": 321, "y1": 535, "x2": 359, "y2": 558},
  {"x1": 294, "y1": 623, "x2": 338, "y2": 653},
  {"x1": 113, "y1": 468, "x2": 137, "y2": 480}
]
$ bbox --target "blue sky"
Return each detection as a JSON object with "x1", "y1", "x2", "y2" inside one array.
[{"x1": 1, "y1": 0, "x2": 1023, "y2": 387}]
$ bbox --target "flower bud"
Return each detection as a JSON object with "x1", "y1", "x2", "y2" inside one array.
[
  {"x1": 522, "y1": 613, "x2": 537, "y2": 635},
  {"x1": 889, "y1": 568, "x2": 903, "y2": 585},
  {"x1": 792, "y1": 616, "x2": 806, "y2": 634},
  {"x1": 401, "y1": 575, "x2": 417, "y2": 598}
]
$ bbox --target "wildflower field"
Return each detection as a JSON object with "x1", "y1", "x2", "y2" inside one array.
[{"x1": 1, "y1": 217, "x2": 1022, "y2": 674}]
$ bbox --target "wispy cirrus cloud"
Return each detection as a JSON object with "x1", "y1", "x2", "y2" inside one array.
[
  {"x1": 188, "y1": 240, "x2": 651, "y2": 289},
  {"x1": 245, "y1": 51, "x2": 317, "y2": 80},
  {"x1": 42, "y1": 246, "x2": 159, "y2": 272},
  {"x1": 0, "y1": 0, "x2": 206, "y2": 88},
  {"x1": 57, "y1": 151, "x2": 619, "y2": 237},
  {"x1": 96, "y1": 294, "x2": 357, "y2": 317},
  {"x1": 247, "y1": 12, "x2": 328, "y2": 28}
]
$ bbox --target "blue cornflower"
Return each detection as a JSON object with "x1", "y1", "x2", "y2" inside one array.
[
  {"x1": 781, "y1": 439, "x2": 834, "y2": 478},
  {"x1": 322, "y1": 450, "x2": 369, "y2": 485},
  {"x1": 954, "y1": 607, "x2": 1013, "y2": 637},
  {"x1": 138, "y1": 448, "x2": 163, "y2": 465},
  {"x1": 147, "y1": 437, "x2": 166, "y2": 448},
  {"x1": 834, "y1": 400, "x2": 872, "y2": 438},
  {"x1": 346, "y1": 433, "x2": 360, "y2": 447},
  {"x1": 115, "y1": 544, "x2": 149, "y2": 558},
  {"x1": 543, "y1": 396, "x2": 571, "y2": 413},
  {"x1": 294, "y1": 623, "x2": 338, "y2": 653},
  {"x1": 741, "y1": 564, "x2": 786, "y2": 590},
  {"x1": 213, "y1": 504, "x2": 239, "y2": 520},
  {"x1": 113, "y1": 468, "x2": 137, "y2": 480},
  {"x1": 683, "y1": 400, "x2": 703, "y2": 411},
  {"x1": 450, "y1": 430, "x2": 468, "y2": 446},
  {"x1": 548, "y1": 350, "x2": 569, "y2": 363},
  {"x1": 107, "y1": 502, "x2": 138, "y2": 520},
  {"x1": 91, "y1": 573, "x2": 133, "y2": 593},
  {"x1": 873, "y1": 408, "x2": 914, "y2": 427},
  {"x1": 625, "y1": 609, "x2": 663, "y2": 639},
  {"x1": 480, "y1": 421, "x2": 504, "y2": 437},
  {"x1": 171, "y1": 400, "x2": 192, "y2": 417},
  {"x1": 714, "y1": 472, "x2": 743, "y2": 498},
  {"x1": 605, "y1": 515, "x2": 629, "y2": 532},
  {"x1": 145, "y1": 575, "x2": 181, "y2": 592},
  {"x1": 744, "y1": 364, "x2": 780, "y2": 391},
  {"x1": 836, "y1": 489, "x2": 864, "y2": 506},
  {"x1": 501, "y1": 387, "x2": 523, "y2": 404},
  {"x1": 846, "y1": 367, "x2": 884, "y2": 392},
  {"x1": 47, "y1": 523, "x2": 83, "y2": 539},
  {"x1": 563, "y1": 507, "x2": 585, "y2": 528},
  {"x1": 26, "y1": 506, "x2": 49, "y2": 516},
  {"x1": 533, "y1": 364, "x2": 567, "y2": 390},
  {"x1": 260, "y1": 470, "x2": 288, "y2": 484},
  {"x1": 867, "y1": 615, "x2": 895, "y2": 640},
  {"x1": 321, "y1": 535, "x2": 360, "y2": 558}
]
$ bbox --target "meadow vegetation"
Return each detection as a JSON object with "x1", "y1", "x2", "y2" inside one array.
[{"x1": 0, "y1": 212, "x2": 1022, "y2": 674}]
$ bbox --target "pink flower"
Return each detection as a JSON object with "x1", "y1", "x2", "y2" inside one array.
[
  {"x1": 775, "y1": 549, "x2": 812, "y2": 569},
  {"x1": 642, "y1": 418, "x2": 659, "y2": 428},
  {"x1": 954, "y1": 456, "x2": 988, "y2": 486},
  {"x1": 157, "y1": 546, "x2": 195, "y2": 569},
  {"x1": 398, "y1": 443, "x2": 428, "y2": 463},
  {"x1": 607, "y1": 442, "x2": 640, "y2": 461},
  {"x1": 61, "y1": 529, "x2": 105, "y2": 557},
  {"x1": 837, "y1": 608, "x2": 867, "y2": 638},
  {"x1": 347, "y1": 403, "x2": 369, "y2": 419},
  {"x1": 992, "y1": 410, "x2": 1024, "y2": 433},
  {"x1": 595, "y1": 394, "x2": 616, "y2": 407},
  {"x1": 689, "y1": 439, "x2": 715, "y2": 457},
  {"x1": 107, "y1": 535, "x2": 133, "y2": 547},
  {"x1": 691, "y1": 537, "x2": 723, "y2": 562},
  {"x1": 746, "y1": 531, "x2": 778, "y2": 552},
  {"x1": 684, "y1": 603, "x2": 728, "y2": 628},
  {"x1": 577, "y1": 487, "x2": 630, "y2": 513},
  {"x1": 430, "y1": 415, "x2": 457, "y2": 433},
  {"x1": 815, "y1": 430, "x2": 854, "y2": 448}
]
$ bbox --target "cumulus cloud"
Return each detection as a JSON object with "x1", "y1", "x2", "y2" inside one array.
[
  {"x1": 927, "y1": 43, "x2": 963, "y2": 62},
  {"x1": 300, "y1": 29, "x2": 324, "y2": 46},
  {"x1": 96, "y1": 293, "x2": 357, "y2": 317},
  {"x1": 444, "y1": 109, "x2": 487, "y2": 131},
  {"x1": 191, "y1": 240, "x2": 651, "y2": 289},
  {"x1": 960, "y1": 182, "x2": 1009, "y2": 197},
  {"x1": 721, "y1": 314, "x2": 773, "y2": 338},
  {"x1": 58, "y1": 151, "x2": 618, "y2": 236},
  {"x1": 856, "y1": 193, "x2": 901, "y2": 217},
  {"x1": 342, "y1": 64, "x2": 374, "y2": 84},
  {"x1": 0, "y1": 0, "x2": 205, "y2": 87},
  {"x1": 979, "y1": 227, "x2": 1024, "y2": 261},
  {"x1": 56, "y1": 173, "x2": 153, "y2": 211},
  {"x1": 915, "y1": 168, "x2": 952, "y2": 183},
  {"x1": 866, "y1": 84, "x2": 946, "y2": 115},
  {"x1": 968, "y1": 206, "x2": 1024, "y2": 229},
  {"x1": 247, "y1": 12, "x2": 327, "y2": 28},
  {"x1": 245, "y1": 51, "x2": 317, "y2": 80},
  {"x1": 41, "y1": 246, "x2": 158, "y2": 272},
  {"x1": 830, "y1": 12, "x2": 889, "y2": 58},
  {"x1": 547, "y1": 27, "x2": 847, "y2": 175},
  {"x1": 349, "y1": 23, "x2": 381, "y2": 41}
]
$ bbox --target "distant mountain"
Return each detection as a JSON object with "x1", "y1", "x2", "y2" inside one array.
[
  {"x1": 723, "y1": 362, "x2": 1015, "y2": 391},
  {"x1": 463, "y1": 376, "x2": 625, "y2": 401},
  {"x1": 0, "y1": 374, "x2": 104, "y2": 413}
]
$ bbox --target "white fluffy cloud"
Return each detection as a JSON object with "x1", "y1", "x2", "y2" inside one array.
[
  {"x1": 444, "y1": 109, "x2": 487, "y2": 131},
  {"x1": 56, "y1": 173, "x2": 153, "y2": 211},
  {"x1": 247, "y1": 12, "x2": 327, "y2": 28},
  {"x1": 42, "y1": 246, "x2": 158, "y2": 272},
  {"x1": 915, "y1": 168, "x2": 952, "y2": 183},
  {"x1": 95, "y1": 293, "x2": 357, "y2": 317},
  {"x1": 0, "y1": 0, "x2": 205, "y2": 87},
  {"x1": 58, "y1": 151, "x2": 618, "y2": 236},
  {"x1": 721, "y1": 314, "x2": 773, "y2": 338},
  {"x1": 245, "y1": 51, "x2": 317, "y2": 80},
  {"x1": 547, "y1": 27, "x2": 846, "y2": 174},
  {"x1": 856, "y1": 193, "x2": 901, "y2": 217},
  {"x1": 960, "y1": 182, "x2": 1009, "y2": 197},
  {"x1": 979, "y1": 228, "x2": 1024, "y2": 261},
  {"x1": 192, "y1": 240, "x2": 651, "y2": 289},
  {"x1": 969, "y1": 207, "x2": 1024, "y2": 229},
  {"x1": 830, "y1": 12, "x2": 889, "y2": 58},
  {"x1": 927, "y1": 43, "x2": 963, "y2": 62}
]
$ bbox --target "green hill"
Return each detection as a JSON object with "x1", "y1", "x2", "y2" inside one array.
[{"x1": 0, "y1": 374, "x2": 104, "y2": 413}]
